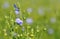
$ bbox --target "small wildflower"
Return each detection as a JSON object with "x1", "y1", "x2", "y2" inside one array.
[
  {"x1": 2, "y1": 2, "x2": 10, "y2": 9},
  {"x1": 50, "y1": 17, "x2": 56, "y2": 23},
  {"x1": 27, "y1": 8, "x2": 32, "y2": 13},
  {"x1": 26, "y1": 18, "x2": 33, "y2": 24},
  {"x1": 14, "y1": 4, "x2": 19, "y2": 11},
  {"x1": 14, "y1": 4, "x2": 17, "y2": 8},
  {"x1": 15, "y1": 8, "x2": 20, "y2": 14},
  {"x1": 47, "y1": 28, "x2": 54, "y2": 35},
  {"x1": 14, "y1": 4, "x2": 20, "y2": 14},
  {"x1": 15, "y1": 10, "x2": 19, "y2": 14},
  {"x1": 15, "y1": 18, "x2": 23, "y2": 26},
  {"x1": 15, "y1": 8, "x2": 19, "y2": 11},
  {"x1": 38, "y1": 7, "x2": 45, "y2": 16}
]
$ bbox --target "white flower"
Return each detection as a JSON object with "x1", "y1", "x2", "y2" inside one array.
[
  {"x1": 47, "y1": 28, "x2": 54, "y2": 35},
  {"x1": 27, "y1": 8, "x2": 32, "y2": 13},
  {"x1": 50, "y1": 17, "x2": 56, "y2": 23},
  {"x1": 38, "y1": 7, "x2": 45, "y2": 16},
  {"x1": 2, "y1": 2, "x2": 10, "y2": 9},
  {"x1": 15, "y1": 18, "x2": 23, "y2": 26},
  {"x1": 15, "y1": 10, "x2": 19, "y2": 14},
  {"x1": 26, "y1": 18, "x2": 33, "y2": 24}
]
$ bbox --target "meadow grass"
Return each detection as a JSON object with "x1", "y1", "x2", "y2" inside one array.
[{"x1": 0, "y1": 0, "x2": 60, "y2": 39}]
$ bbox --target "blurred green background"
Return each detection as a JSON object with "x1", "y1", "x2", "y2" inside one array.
[{"x1": 0, "y1": 0, "x2": 60, "y2": 39}]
